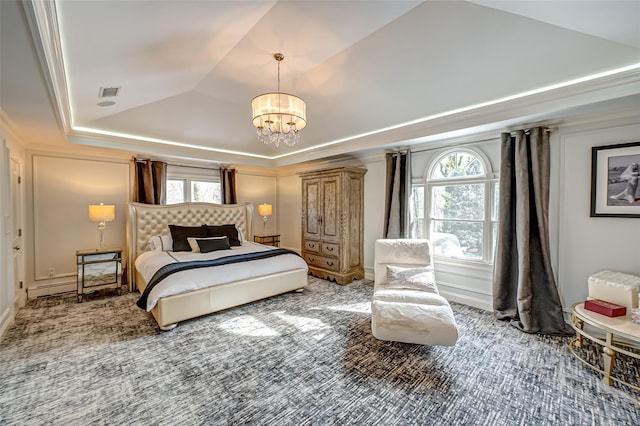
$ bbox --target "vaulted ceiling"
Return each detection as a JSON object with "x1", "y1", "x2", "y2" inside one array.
[{"x1": 2, "y1": 1, "x2": 639, "y2": 167}]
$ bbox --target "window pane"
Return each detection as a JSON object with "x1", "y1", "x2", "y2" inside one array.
[
  {"x1": 166, "y1": 179, "x2": 185, "y2": 204},
  {"x1": 492, "y1": 222, "x2": 498, "y2": 262},
  {"x1": 431, "y1": 220, "x2": 483, "y2": 259},
  {"x1": 492, "y1": 182, "x2": 499, "y2": 221},
  {"x1": 409, "y1": 186, "x2": 425, "y2": 238},
  {"x1": 431, "y1": 152, "x2": 485, "y2": 179},
  {"x1": 431, "y1": 184, "x2": 484, "y2": 220},
  {"x1": 191, "y1": 181, "x2": 221, "y2": 203}
]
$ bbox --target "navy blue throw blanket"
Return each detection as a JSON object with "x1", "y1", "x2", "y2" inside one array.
[{"x1": 137, "y1": 248, "x2": 300, "y2": 309}]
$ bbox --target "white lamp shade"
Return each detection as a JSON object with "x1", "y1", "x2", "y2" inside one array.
[
  {"x1": 258, "y1": 204, "x2": 273, "y2": 217},
  {"x1": 89, "y1": 204, "x2": 115, "y2": 222},
  {"x1": 252, "y1": 93, "x2": 306, "y2": 131}
]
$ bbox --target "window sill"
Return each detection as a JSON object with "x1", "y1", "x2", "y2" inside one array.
[{"x1": 433, "y1": 256, "x2": 494, "y2": 272}]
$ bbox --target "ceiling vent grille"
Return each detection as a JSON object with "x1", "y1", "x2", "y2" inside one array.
[{"x1": 99, "y1": 87, "x2": 120, "y2": 98}]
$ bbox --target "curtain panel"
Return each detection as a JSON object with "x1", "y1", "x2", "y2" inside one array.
[
  {"x1": 383, "y1": 150, "x2": 411, "y2": 239},
  {"x1": 220, "y1": 167, "x2": 237, "y2": 204},
  {"x1": 133, "y1": 159, "x2": 166, "y2": 205},
  {"x1": 493, "y1": 128, "x2": 572, "y2": 336}
]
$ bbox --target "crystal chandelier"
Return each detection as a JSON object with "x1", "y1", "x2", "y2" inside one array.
[{"x1": 251, "y1": 53, "x2": 306, "y2": 147}]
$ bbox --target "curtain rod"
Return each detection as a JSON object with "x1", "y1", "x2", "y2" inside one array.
[
  {"x1": 133, "y1": 156, "x2": 223, "y2": 171},
  {"x1": 409, "y1": 135, "x2": 498, "y2": 155},
  {"x1": 507, "y1": 125, "x2": 558, "y2": 135}
]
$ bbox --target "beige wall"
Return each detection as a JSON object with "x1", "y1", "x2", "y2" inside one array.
[
  {"x1": 26, "y1": 153, "x2": 130, "y2": 296},
  {"x1": 236, "y1": 170, "x2": 277, "y2": 237},
  {"x1": 276, "y1": 173, "x2": 302, "y2": 251},
  {"x1": 7, "y1": 112, "x2": 639, "y2": 317}
]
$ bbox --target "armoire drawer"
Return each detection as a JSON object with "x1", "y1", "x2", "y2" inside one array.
[
  {"x1": 321, "y1": 242, "x2": 339, "y2": 257},
  {"x1": 303, "y1": 253, "x2": 340, "y2": 272},
  {"x1": 303, "y1": 240, "x2": 320, "y2": 253}
]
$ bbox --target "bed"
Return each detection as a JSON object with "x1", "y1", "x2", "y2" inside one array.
[{"x1": 127, "y1": 201, "x2": 309, "y2": 330}]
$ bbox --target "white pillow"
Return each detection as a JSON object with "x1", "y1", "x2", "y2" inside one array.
[
  {"x1": 188, "y1": 236, "x2": 229, "y2": 253},
  {"x1": 385, "y1": 265, "x2": 438, "y2": 293},
  {"x1": 148, "y1": 234, "x2": 173, "y2": 252}
]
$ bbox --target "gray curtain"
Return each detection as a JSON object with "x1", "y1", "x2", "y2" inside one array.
[
  {"x1": 493, "y1": 128, "x2": 572, "y2": 336},
  {"x1": 220, "y1": 167, "x2": 237, "y2": 204},
  {"x1": 133, "y1": 159, "x2": 166, "y2": 205},
  {"x1": 383, "y1": 150, "x2": 411, "y2": 238}
]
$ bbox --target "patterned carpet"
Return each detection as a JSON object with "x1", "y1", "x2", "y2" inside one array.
[{"x1": 0, "y1": 277, "x2": 638, "y2": 425}]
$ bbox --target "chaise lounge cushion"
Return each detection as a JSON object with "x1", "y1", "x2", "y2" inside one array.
[
  {"x1": 372, "y1": 293, "x2": 459, "y2": 346},
  {"x1": 372, "y1": 239, "x2": 459, "y2": 346},
  {"x1": 385, "y1": 265, "x2": 438, "y2": 293}
]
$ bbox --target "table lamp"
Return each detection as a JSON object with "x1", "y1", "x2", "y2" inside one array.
[
  {"x1": 89, "y1": 203, "x2": 115, "y2": 248},
  {"x1": 257, "y1": 203, "x2": 272, "y2": 235}
]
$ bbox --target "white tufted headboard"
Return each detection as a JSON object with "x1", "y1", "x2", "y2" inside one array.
[{"x1": 127, "y1": 201, "x2": 253, "y2": 285}]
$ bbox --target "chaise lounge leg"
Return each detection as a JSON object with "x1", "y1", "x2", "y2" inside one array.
[{"x1": 295, "y1": 288, "x2": 304, "y2": 293}]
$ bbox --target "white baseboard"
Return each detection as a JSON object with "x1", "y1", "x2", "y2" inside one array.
[
  {"x1": 437, "y1": 290, "x2": 493, "y2": 312},
  {"x1": 27, "y1": 280, "x2": 76, "y2": 298},
  {"x1": 364, "y1": 266, "x2": 374, "y2": 281}
]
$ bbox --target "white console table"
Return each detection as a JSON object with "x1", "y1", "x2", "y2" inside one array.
[{"x1": 569, "y1": 302, "x2": 640, "y2": 390}]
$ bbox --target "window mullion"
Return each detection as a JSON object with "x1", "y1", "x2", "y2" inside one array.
[{"x1": 483, "y1": 180, "x2": 491, "y2": 263}]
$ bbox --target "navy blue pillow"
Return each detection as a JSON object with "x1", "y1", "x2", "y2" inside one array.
[
  {"x1": 203, "y1": 224, "x2": 241, "y2": 246},
  {"x1": 197, "y1": 236, "x2": 231, "y2": 253},
  {"x1": 169, "y1": 225, "x2": 207, "y2": 251}
]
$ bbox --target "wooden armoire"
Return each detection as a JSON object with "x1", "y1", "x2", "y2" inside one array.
[{"x1": 298, "y1": 167, "x2": 366, "y2": 284}]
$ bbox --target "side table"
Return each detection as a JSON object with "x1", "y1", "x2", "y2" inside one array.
[
  {"x1": 76, "y1": 247, "x2": 123, "y2": 302},
  {"x1": 254, "y1": 234, "x2": 280, "y2": 247},
  {"x1": 569, "y1": 302, "x2": 640, "y2": 390}
]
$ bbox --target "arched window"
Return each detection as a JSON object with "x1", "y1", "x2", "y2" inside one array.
[{"x1": 410, "y1": 148, "x2": 498, "y2": 263}]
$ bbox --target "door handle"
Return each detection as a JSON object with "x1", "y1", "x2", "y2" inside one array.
[{"x1": 13, "y1": 245, "x2": 21, "y2": 251}]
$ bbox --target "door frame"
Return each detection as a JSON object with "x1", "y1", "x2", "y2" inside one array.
[{"x1": 10, "y1": 154, "x2": 25, "y2": 308}]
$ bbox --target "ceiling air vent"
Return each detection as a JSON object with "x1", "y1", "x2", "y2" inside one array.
[{"x1": 99, "y1": 87, "x2": 120, "y2": 98}]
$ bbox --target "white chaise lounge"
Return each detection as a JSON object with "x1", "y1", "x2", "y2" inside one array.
[{"x1": 371, "y1": 239, "x2": 459, "y2": 346}]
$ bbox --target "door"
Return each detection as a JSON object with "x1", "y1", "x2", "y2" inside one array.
[{"x1": 10, "y1": 156, "x2": 24, "y2": 308}]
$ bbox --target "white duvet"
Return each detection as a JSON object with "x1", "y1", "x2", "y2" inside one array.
[{"x1": 135, "y1": 242, "x2": 308, "y2": 311}]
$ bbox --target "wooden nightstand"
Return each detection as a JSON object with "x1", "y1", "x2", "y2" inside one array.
[
  {"x1": 76, "y1": 247, "x2": 123, "y2": 302},
  {"x1": 254, "y1": 234, "x2": 280, "y2": 247}
]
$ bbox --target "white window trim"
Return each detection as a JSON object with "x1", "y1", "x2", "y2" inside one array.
[
  {"x1": 166, "y1": 164, "x2": 221, "y2": 204},
  {"x1": 426, "y1": 146, "x2": 493, "y2": 182},
  {"x1": 421, "y1": 147, "x2": 498, "y2": 265}
]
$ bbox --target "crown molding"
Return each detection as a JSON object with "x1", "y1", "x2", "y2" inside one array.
[
  {"x1": 22, "y1": 0, "x2": 72, "y2": 134},
  {"x1": 271, "y1": 64, "x2": 640, "y2": 167}
]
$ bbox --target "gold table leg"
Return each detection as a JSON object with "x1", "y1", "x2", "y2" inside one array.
[{"x1": 602, "y1": 332, "x2": 615, "y2": 386}]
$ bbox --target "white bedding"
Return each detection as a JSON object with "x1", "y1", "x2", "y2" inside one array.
[{"x1": 136, "y1": 242, "x2": 308, "y2": 311}]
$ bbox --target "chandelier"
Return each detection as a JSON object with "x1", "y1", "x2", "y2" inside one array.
[{"x1": 251, "y1": 53, "x2": 306, "y2": 147}]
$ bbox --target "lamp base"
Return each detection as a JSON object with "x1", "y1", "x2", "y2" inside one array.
[{"x1": 98, "y1": 222, "x2": 106, "y2": 249}]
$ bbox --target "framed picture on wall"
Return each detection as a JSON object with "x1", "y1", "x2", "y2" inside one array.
[{"x1": 590, "y1": 141, "x2": 640, "y2": 218}]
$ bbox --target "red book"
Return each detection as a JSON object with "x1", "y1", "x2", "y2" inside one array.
[{"x1": 584, "y1": 299, "x2": 627, "y2": 317}]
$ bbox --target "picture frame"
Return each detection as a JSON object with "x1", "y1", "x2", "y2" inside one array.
[{"x1": 590, "y1": 141, "x2": 640, "y2": 218}]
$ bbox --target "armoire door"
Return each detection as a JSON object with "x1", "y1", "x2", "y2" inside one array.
[
  {"x1": 320, "y1": 175, "x2": 340, "y2": 245},
  {"x1": 303, "y1": 178, "x2": 321, "y2": 241}
]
